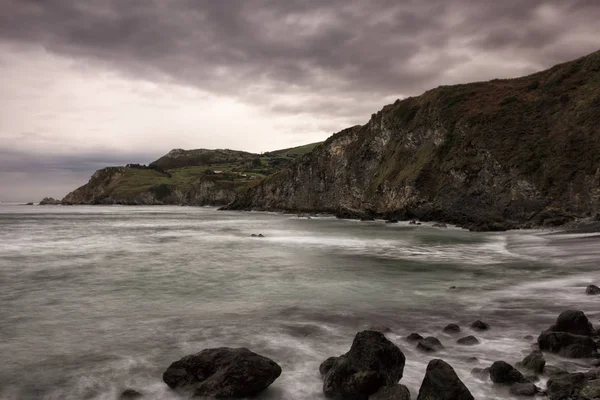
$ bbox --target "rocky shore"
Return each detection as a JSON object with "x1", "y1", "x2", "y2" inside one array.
[{"x1": 116, "y1": 305, "x2": 600, "y2": 399}]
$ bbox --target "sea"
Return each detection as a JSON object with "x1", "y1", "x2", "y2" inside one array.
[{"x1": 0, "y1": 204, "x2": 599, "y2": 399}]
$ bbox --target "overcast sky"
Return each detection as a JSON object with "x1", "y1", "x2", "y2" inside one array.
[{"x1": 1, "y1": 0, "x2": 599, "y2": 201}]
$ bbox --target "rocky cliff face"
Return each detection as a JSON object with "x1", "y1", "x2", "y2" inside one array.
[
  {"x1": 62, "y1": 167, "x2": 237, "y2": 206},
  {"x1": 227, "y1": 50, "x2": 600, "y2": 229}
]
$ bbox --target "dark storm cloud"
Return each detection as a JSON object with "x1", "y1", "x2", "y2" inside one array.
[{"x1": 2, "y1": 0, "x2": 599, "y2": 119}]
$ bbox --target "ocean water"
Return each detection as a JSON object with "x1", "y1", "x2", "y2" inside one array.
[{"x1": 0, "y1": 205, "x2": 599, "y2": 399}]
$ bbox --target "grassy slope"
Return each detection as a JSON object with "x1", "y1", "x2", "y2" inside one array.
[{"x1": 103, "y1": 143, "x2": 324, "y2": 198}]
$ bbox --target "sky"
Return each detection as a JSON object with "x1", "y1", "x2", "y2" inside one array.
[{"x1": 1, "y1": 1, "x2": 599, "y2": 201}]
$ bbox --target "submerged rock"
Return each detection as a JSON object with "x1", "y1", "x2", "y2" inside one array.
[
  {"x1": 538, "y1": 310, "x2": 597, "y2": 358},
  {"x1": 417, "y1": 359, "x2": 474, "y2": 400},
  {"x1": 489, "y1": 361, "x2": 529, "y2": 385},
  {"x1": 321, "y1": 331, "x2": 406, "y2": 400},
  {"x1": 516, "y1": 350, "x2": 546, "y2": 374},
  {"x1": 470, "y1": 320, "x2": 490, "y2": 331},
  {"x1": 586, "y1": 284, "x2": 600, "y2": 295},
  {"x1": 457, "y1": 336, "x2": 480, "y2": 346},
  {"x1": 119, "y1": 389, "x2": 143, "y2": 399},
  {"x1": 406, "y1": 333, "x2": 424, "y2": 342},
  {"x1": 369, "y1": 384, "x2": 410, "y2": 400},
  {"x1": 443, "y1": 324, "x2": 461, "y2": 334},
  {"x1": 471, "y1": 367, "x2": 490, "y2": 380},
  {"x1": 162, "y1": 347, "x2": 281, "y2": 398},
  {"x1": 543, "y1": 365, "x2": 568, "y2": 377},
  {"x1": 509, "y1": 382, "x2": 539, "y2": 397},
  {"x1": 417, "y1": 337, "x2": 444, "y2": 353}
]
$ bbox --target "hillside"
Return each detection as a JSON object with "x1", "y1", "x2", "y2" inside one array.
[
  {"x1": 226, "y1": 50, "x2": 600, "y2": 229},
  {"x1": 62, "y1": 143, "x2": 322, "y2": 205}
]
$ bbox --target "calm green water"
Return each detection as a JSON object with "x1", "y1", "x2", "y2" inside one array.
[{"x1": 0, "y1": 205, "x2": 598, "y2": 399}]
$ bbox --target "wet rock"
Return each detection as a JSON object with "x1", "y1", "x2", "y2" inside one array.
[
  {"x1": 321, "y1": 330, "x2": 406, "y2": 400},
  {"x1": 449, "y1": 286, "x2": 457, "y2": 290},
  {"x1": 457, "y1": 336, "x2": 480, "y2": 346},
  {"x1": 162, "y1": 347, "x2": 281, "y2": 398},
  {"x1": 432, "y1": 223, "x2": 447, "y2": 228},
  {"x1": 119, "y1": 389, "x2": 143, "y2": 399},
  {"x1": 417, "y1": 359, "x2": 474, "y2": 400},
  {"x1": 258, "y1": 233, "x2": 265, "y2": 237},
  {"x1": 516, "y1": 350, "x2": 546, "y2": 374},
  {"x1": 471, "y1": 367, "x2": 490, "y2": 380},
  {"x1": 546, "y1": 372, "x2": 587, "y2": 400},
  {"x1": 409, "y1": 220, "x2": 418, "y2": 225},
  {"x1": 591, "y1": 359, "x2": 600, "y2": 367},
  {"x1": 465, "y1": 357, "x2": 478, "y2": 363},
  {"x1": 509, "y1": 382, "x2": 539, "y2": 397},
  {"x1": 586, "y1": 284, "x2": 600, "y2": 295},
  {"x1": 320, "y1": 357, "x2": 338, "y2": 376},
  {"x1": 543, "y1": 365, "x2": 568, "y2": 377},
  {"x1": 417, "y1": 337, "x2": 444, "y2": 353},
  {"x1": 443, "y1": 324, "x2": 461, "y2": 334},
  {"x1": 25, "y1": 202, "x2": 34, "y2": 205},
  {"x1": 369, "y1": 384, "x2": 410, "y2": 400},
  {"x1": 538, "y1": 310, "x2": 597, "y2": 358},
  {"x1": 538, "y1": 331, "x2": 597, "y2": 358},
  {"x1": 523, "y1": 335, "x2": 534, "y2": 340},
  {"x1": 368, "y1": 325, "x2": 392, "y2": 333},
  {"x1": 553, "y1": 310, "x2": 595, "y2": 336},
  {"x1": 471, "y1": 320, "x2": 490, "y2": 331},
  {"x1": 489, "y1": 361, "x2": 529, "y2": 385},
  {"x1": 251, "y1": 234, "x2": 257, "y2": 237},
  {"x1": 406, "y1": 333, "x2": 424, "y2": 342},
  {"x1": 39, "y1": 197, "x2": 61, "y2": 205}
]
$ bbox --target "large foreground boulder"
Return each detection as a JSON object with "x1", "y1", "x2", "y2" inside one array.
[
  {"x1": 489, "y1": 361, "x2": 529, "y2": 385},
  {"x1": 546, "y1": 372, "x2": 587, "y2": 400},
  {"x1": 162, "y1": 347, "x2": 281, "y2": 398},
  {"x1": 321, "y1": 330, "x2": 406, "y2": 400},
  {"x1": 417, "y1": 359, "x2": 474, "y2": 400},
  {"x1": 553, "y1": 310, "x2": 594, "y2": 336}
]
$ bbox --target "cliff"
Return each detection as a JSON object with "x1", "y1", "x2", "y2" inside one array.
[{"x1": 226, "y1": 50, "x2": 600, "y2": 229}]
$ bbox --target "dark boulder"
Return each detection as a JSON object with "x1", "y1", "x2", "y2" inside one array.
[
  {"x1": 516, "y1": 350, "x2": 545, "y2": 374},
  {"x1": 162, "y1": 347, "x2": 281, "y2": 398},
  {"x1": 406, "y1": 333, "x2": 424, "y2": 342},
  {"x1": 509, "y1": 382, "x2": 539, "y2": 397},
  {"x1": 443, "y1": 324, "x2": 461, "y2": 334},
  {"x1": 369, "y1": 385, "x2": 410, "y2": 400},
  {"x1": 119, "y1": 389, "x2": 143, "y2": 399},
  {"x1": 523, "y1": 335, "x2": 534, "y2": 340},
  {"x1": 543, "y1": 365, "x2": 568, "y2": 377},
  {"x1": 546, "y1": 372, "x2": 587, "y2": 400},
  {"x1": 417, "y1": 359, "x2": 474, "y2": 400},
  {"x1": 470, "y1": 320, "x2": 490, "y2": 331},
  {"x1": 457, "y1": 336, "x2": 479, "y2": 346},
  {"x1": 586, "y1": 284, "x2": 600, "y2": 295},
  {"x1": 553, "y1": 310, "x2": 594, "y2": 336},
  {"x1": 489, "y1": 361, "x2": 529, "y2": 385},
  {"x1": 538, "y1": 331, "x2": 597, "y2": 358},
  {"x1": 417, "y1": 337, "x2": 444, "y2": 353},
  {"x1": 537, "y1": 310, "x2": 597, "y2": 358},
  {"x1": 321, "y1": 331, "x2": 406, "y2": 400},
  {"x1": 39, "y1": 197, "x2": 61, "y2": 205}
]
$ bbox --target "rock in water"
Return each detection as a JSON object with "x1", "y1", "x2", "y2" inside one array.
[
  {"x1": 470, "y1": 320, "x2": 490, "y2": 331},
  {"x1": 417, "y1": 359, "x2": 474, "y2": 400},
  {"x1": 119, "y1": 389, "x2": 143, "y2": 399},
  {"x1": 586, "y1": 284, "x2": 600, "y2": 295},
  {"x1": 443, "y1": 324, "x2": 461, "y2": 334},
  {"x1": 406, "y1": 333, "x2": 424, "y2": 342},
  {"x1": 516, "y1": 350, "x2": 546, "y2": 374},
  {"x1": 369, "y1": 385, "x2": 410, "y2": 400},
  {"x1": 509, "y1": 382, "x2": 539, "y2": 397},
  {"x1": 537, "y1": 310, "x2": 597, "y2": 358},
  {"x1": 456, "y1": 336, "x2": 480, "y2": 346},
  {"x1": 489, "y1": 361, "x2": 529, "y2": 385},
  {"x1": 162, "y1": 347, "x2": 281, "y2": 398},
  {"x1": 320, "y1": 357, "x2": 338, "y2": 376},
  {"x1": 39, "y1": 197, "x2": 61, "y2": 205},
  {"x1": 417, "y1": 337, "x2": 444, "y2": 353},
  {"x1": 321, "y1": 330, "x2": 406, "y2": 400}
]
